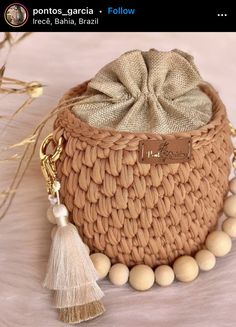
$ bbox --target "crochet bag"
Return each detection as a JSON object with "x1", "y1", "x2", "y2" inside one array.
[{"x1": 52, "y1": 49, "x2": 233, "y2": 268}]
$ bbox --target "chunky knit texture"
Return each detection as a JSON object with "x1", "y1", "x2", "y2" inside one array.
[{"x1": 53, "y1": 82, "x2": 233, "y2": 268}]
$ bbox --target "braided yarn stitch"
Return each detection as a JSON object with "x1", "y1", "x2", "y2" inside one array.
[{"x1": 53, "y1": 82, "x2": 233, "y2": 267}]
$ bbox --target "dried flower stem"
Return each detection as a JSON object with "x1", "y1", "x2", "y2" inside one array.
[{"x1": 0, "y1": 95, "x2": 84, "y2": 220}]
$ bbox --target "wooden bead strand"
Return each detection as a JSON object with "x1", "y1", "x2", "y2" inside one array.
[
  {"x1": 44, "y1": 175, "x2": 236, "y2": 292},
  {"x1": 88, "y1": 175, "x2": 236, "y2": 291}
]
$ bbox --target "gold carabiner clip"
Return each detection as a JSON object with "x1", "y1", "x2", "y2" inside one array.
[
  {"x1": 233, "y1": 148, "x2": 236, "y2": 170},
  {"x1": 230, "y1": 123, "x2": 236, "y2": 137},
  {"x1": 39, "y1": 133, "x2": 63, "y2": 195},
  {"x1": 230, "y1": 123, "x2": 236, "y2": 170}
]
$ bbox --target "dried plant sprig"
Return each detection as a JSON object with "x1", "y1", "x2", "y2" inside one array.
[
  {"x1": 0, "y1": 65, "x2": 5, "y2": 81},
  {"x1": 0, "y1": 78, "x2": 43, "y2": 97},
  {"x1": 0, "y1": 135, "x2": 36, "y2": 151},
  {"x1": 8, "y1": 135, "x2": 36, "y2": 149},
  {"x1": 0, "y1": 33, "x2": 13, "y2": 49},
  {"x1": 13, "y1": 33, "x2": 31, "y2": 45},
  {"x1": 0, "y1": 188, "x2": 16, "y2": 198},
  {"x1": 0, "y1": 81, "x2": 43, "y2": 137},
  {"x1": 12, "y1": 98, "x2": 34, "y2": 117},
  {"x1": 0, "y1": 94, "x2": 84, "y2": 220},
  {"x1": 1, "y1": 76, "x2": 27, "y2": 85},
  {"x1": 0, "y1": 154, "x2": 21, "y2": 163},
  {"x1": 0, "y1": 32, "x2": 31, "y2": 49}
]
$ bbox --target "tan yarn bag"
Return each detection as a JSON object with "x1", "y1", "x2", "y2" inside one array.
[{"x1": 52, "y1": 50, "x2": 233, "y2": 268}]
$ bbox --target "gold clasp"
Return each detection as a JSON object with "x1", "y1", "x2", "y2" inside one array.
[
  {"x1": 233, "y1": 147, "x2": 236, "y2": 170},
  {"x1": 39, "y1": 133, "x2": 63, "y2": 194},
  {"x1": 230, "y1": 123, "x2": 236, "y2": 137},
  {"x1": 230, "y1": 123, "x2": 236, "y2": 170}
]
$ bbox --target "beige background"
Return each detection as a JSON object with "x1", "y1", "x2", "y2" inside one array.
[{"x1": 0, "y1": 32, "x2": 236, "y2": 327}]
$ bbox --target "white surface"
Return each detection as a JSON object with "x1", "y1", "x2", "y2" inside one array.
[{"x1": 0, "y1": 32, "x2": 236, "y2": 327}]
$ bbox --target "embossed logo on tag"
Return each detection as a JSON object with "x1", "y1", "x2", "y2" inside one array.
[{"x1": 138, "y1": 138, "x2": 192, "y2": 164}]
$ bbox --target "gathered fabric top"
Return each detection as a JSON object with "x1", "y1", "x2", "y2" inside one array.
[{"x1": 72, "y1": 49, "x2": 212, "y2": 134}]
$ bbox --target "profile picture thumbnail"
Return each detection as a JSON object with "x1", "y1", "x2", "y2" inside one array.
[{"x1": 4, "y1": 3, "x2": 28, "y2": 27}]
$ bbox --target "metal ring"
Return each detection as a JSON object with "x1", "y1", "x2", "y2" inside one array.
[{"x1": 39, "y1": 133, "x2": 63, "y2": 161}]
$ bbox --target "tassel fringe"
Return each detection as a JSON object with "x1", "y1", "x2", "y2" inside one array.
[
  {"x1": 43, "y1": 223, "x2": 98, "y2": 290},
  {"x1": 42, "y1": 201, "x2": 105, "y2": 324},
  {"x1": 59, "y1": 301, "x2": 105, "y2": 324},
  {"x1": 53, "y1": 282, "x2": 104, "y2": 308}
]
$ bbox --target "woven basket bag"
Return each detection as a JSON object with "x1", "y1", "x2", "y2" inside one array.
[{"x1": 53, "y1": 81, "x2": 233, "y2": 268}]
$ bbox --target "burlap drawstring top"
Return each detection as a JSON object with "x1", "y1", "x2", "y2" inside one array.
[{"x1": 73, "y1": 49, "x2": 212, "y2": 134}]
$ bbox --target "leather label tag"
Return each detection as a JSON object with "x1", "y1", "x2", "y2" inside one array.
[{"x1": 138, "y1": 138, "x2": 192, "y2": 164}]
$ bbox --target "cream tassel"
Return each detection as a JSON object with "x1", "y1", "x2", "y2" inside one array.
[
  {"x1": 40, "y1": 135, "x2": 105, "y2": 323},
  {"x1": 53, "y1": 282, "x2": 104, "y2": 308},
  {"x1": 43, "y1": 201, "x2": 105, "y2": 323}
]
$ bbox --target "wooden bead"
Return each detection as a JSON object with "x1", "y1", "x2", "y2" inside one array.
[
  {"x1": 173, "y1": 256, "x2": 199, "y2": 282},
  {"x1": 195, "y1": 249, "x2": 216, "y2": 271},
  {"x1": 205, "y1": 231, "x2": 232, "y2": 257},
  {"x1": 90, "y1": 253, "x2": 111, "y2": 279},
  {"x1": 222, "y1": 217, "x2": 236, "y2": 237},
  {"x1": 53, "y1": 204, "x2": 69, "y2": 218},
  {"x1": 129, "y1": 264, "x2": 155, "y2": 291},
  {"x1": 109, "y1": 263, "x2": 129, "y2": 286},
  {"x1": 154, "y1": 265, "x2": 175, "y2": 286},
  {"x1": 229, "y1": 177, "x2": 236, "y2": 194},
  {"x1": 223, "y1": 195, "x2": 236, "y2": 217},
  {"x1": 47, "y1": 207, "x2": 57, "y2": 224}
]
